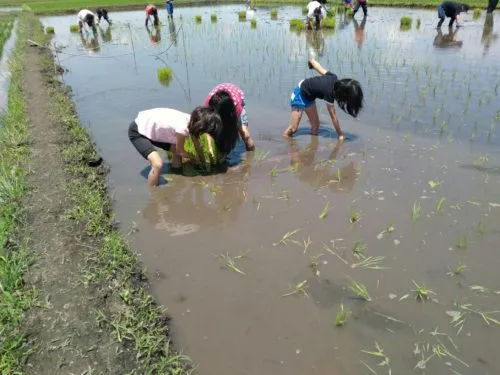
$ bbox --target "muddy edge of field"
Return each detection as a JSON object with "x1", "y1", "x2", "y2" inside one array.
[{"x1": 1, "y1": 11, "x2": 192, "y2": 374}]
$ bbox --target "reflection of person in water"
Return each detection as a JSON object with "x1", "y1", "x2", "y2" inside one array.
[
  {"x1": 146, "y1": 23, "x2": 161, "y2": 44},
  {"x1": 79, "y1": 30, "x2": 100, "y2": 53},
  {"x1": 481, "y1": 14, "x2": 498, "y2": 55},
  {"x1": 143, "y1": 158, "x2": 252, "y2": 235},
  {"x1": 433, "y1": 28, "x2": 463, "y2": 48},
  {"x1": 306, "y1": 30, "x2": 325, "y2": 58},
  {"x1": 168, "y1": 19, "x2": 178, "y2": 45},
  {"x1": 288, "y1": 137, "x2": 357, "y2": 193},
  {"x1": 337, "y1": 9, "x2": 352, "y2": 30},
  {"x1": 353, "y1": 16, "x2": 367, "y2": 48},
  {"x1": 98, "y1": 24, "x2": 112, "y2": 43}
]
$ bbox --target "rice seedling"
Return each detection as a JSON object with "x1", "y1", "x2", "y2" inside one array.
[
  {"x1": 447, "y1": 262, "x2": 467, "y2": 276},
  {"x1": 361, "y1": 341, "x2": 391, "y2": 374},
  {"x1": 412, "y1": 280, "x2": 436, "y2": 301},
  {"x1": 309, "y1": 253, "x2": 324, "y2": 276},
  {"x1": 347, "y1": 277, "x2": 372, "y2": 301},
  {"x1": 416, "y1": 18, "x2": 421, "y2": 28},
  {"x1": 210, "y1": 13, "x2": 217, "y2": 22},
  {"x1": 275, "y1": 228, "x2": 300, "y2": 246},
  {"x1": 282, "y1": 280, "x2": 309, "y2": 298},
  {"x1": 157, "y1": 67, "x2": 173, "y2": 86},
  {"x1": 473, "y1": 8, "x2": 481, "y2": 19},
  {"x1": 400, "y1": 16, "x2": 412, "y2": 29},
  {"x1": 250, "y1": 18, "x2": 257, "y2": 28},
  {"x1": 455, "y1": 234, "x2": 468, "y2": 250},
  {"x1": 352, "y1": 240, "x2": 366, "y2": 259},
  {"x1": 302, "y1": 236, "x2": 312, "y2": 254},
  {"x1": 435, "y1": 197, "x2": 446, "y2": 214},
  {"x1": 351, "y1": 256, "x2": 390, "y2": 270},
  {"x1": 335, "y1": 304, "x2": 350, "y2": 327},
  {"x1": 323, "y1": 17, "x2": 336, "y2": 29},
  {"x1": 270, "y1": 8, "x2": 278, "y2": 19},
  {"x1": 376, "y1": 224, "x2": 395, "y2": 239},
  {"x1": 45, "y1": 26, "x2": 54, "y2": 34},
  {"x1": 217, "y1": 252, "x2": 248, "y2": 275},
  {"x1": 428, "y1": 180, "x2": 441, "y2": 189},
  {"x1": 270, "y1": 166, "x2": 277, "y2": 178},
  {"x1": 319, "y1": 202, "x2": 329, "y2": 219},
  {"x1": 349, "y1": 210, "x2": 362, "y2": 224},
  {"x1": 414, "y1": 341, "x2": 469, "y2": 370},
  {"x1": 346, "y1": 8, "x2": 354, "y2": 17},
  {"x1": 69, "y1": 24, "x2": 79, "y2": 32},
  {"x1": 411, "y1": 200, "x2": 421, "y2": 222},
  {"x1": 290, "y1": 18, "x2": 306, "y2": 31},
  {"x1": 302, "y1": 6, "x2": 308, "y2": 15},
  {"x1": 194, "y1": 15, "x2": 202, "y2": 23},
  {"x1": 237, "y1": 10, "x2": 246, "y2": 21}
]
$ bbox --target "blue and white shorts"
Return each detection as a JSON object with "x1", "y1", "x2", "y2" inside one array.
[{"x1": 290, "y1": 85, "x2": 314, "y2": 110}]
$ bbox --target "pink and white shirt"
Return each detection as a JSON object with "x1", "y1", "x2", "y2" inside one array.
[
  {"x1": 204, "y1": 83, "x2": 245, "y2": 118},
  {"x1": 135, "y1": 108, "x2": 190, "y2": 144}
]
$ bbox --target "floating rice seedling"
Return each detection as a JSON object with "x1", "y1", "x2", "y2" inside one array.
[
  {"x1": 428, "y1": 180, "x2": 441, "y2": 189},
  {"x1": 335, "y1": 304, "x2": 350, "y2": 327},
  {"x1": 352, "y1": 240, "x2": 366, "y2": 259},
  {"x1": 447, "y1": 262, "x2": 467, "y2": 276},
  {"x1": 411, "y1": 200, "x2": 422, "y2": 222},
  {"x1": 473, "y1": 8, "x2": 482, "y2": 19},
  {"x1": 274, "y1": 228, "x2": 300, "y2": 246},
  {"x1": 282, "y1": 280, "x2": 309, "y2": 298},
  {"x1": 217, "y1": 252, "x2": 248, "y2": 275},
  {"x1": 309, "y1": 253, "x2": 324, "y2": 276},
  {"x1": 412, "y1": 280, "x2": 436, "y2": 301},
  {"x1": 157, "y1": 67, "x2": 173, "y2": 86},
  {"x1": 347, "y1": 277, "x2": 372, "y2": 301},
  {"x1": 270, "y1": 8, "x2": 278, "y2": 19},
  {"x1": 361, "y1": 341, "x2": 391, "y2": 374},
  {"x1": 250, "y1": 18, "x2": 257, "y2": 28},
  {"x1": 210, "y1": 13, "x2": 217, "y2": 22},
  {"x1": 45, "y1": 26, "x2": 55, "y2": 34},
  {"x1": 351, "y1": 256, "x2": 390, "y2": 270},
  {"x1": 289, "y1": 18, "x2": 305, "y2": 31},
  {"x1": 324, "y1": 243, "x2": 349, "y2": 265},
  {"x1": 301, "y1": 236, "x2": 312, "y2": 254},
  {"x1": 376, "y1": 224, "x2": 395, "y2": 239},
  {"x1": 237, "y1": 10, "x2": 246, "y2": 21},
  {"x1": 69, "y1": 24, "x2": 79, "y2": 32},
  {"x1": 319, "y1": 202, "x2": 329, "y2": 219},
  {"x1": 349, "y1": 210, "x2": 362, "y2": 224},
  {"x1": 195, "y1": 15, "x2": 202, "y2": 23},
  {"x1": 414, "y1": 341, "x2": 469, "y2": 370},
  {"x1": 435, "y1": 197, "x2": 446, "y2": 214}
]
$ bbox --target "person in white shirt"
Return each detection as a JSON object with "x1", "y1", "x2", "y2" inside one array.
[
  {"x1": 78, "y1": 9, "x2": 97, "y2": 33},
  {"x1": 307, "y1": 0, "x2": 328, "y2": 30}
]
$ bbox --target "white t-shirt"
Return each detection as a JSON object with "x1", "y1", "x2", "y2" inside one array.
[
  {"x1": 78, "y1": 9, "x2": 95, "y2": 23},
  {"x1": 307, "y1": 1, "x2": 326, "y2": 18},
  {"x1": 135, "y1": 108, "x2": 190, "y2": 144}
]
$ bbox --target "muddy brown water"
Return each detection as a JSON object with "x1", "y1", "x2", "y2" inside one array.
[{"x1": 43, "y1": 6, "x2": 500, "y2": 374}]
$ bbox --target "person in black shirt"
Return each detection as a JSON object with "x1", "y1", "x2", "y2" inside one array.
[
  {"x1": 437, "y1": 2, "x2": 470, "y2": 28},
  {"x1": 96, "y1": 8, "x2": 111, "y2": 25},
  {"x1": 283, "y1": 58, "x2": 363, "y2": 141},
  {"x1": 487, "y1": 0, "x2": 498, "y2": 13}
]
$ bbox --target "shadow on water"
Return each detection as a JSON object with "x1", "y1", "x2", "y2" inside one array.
[
  {"x1": 433, "y1": 28, "x2": 463, "y2": 48},
  {"x1": 482, "y1": 13, "x2": 499, "y2": 56}
]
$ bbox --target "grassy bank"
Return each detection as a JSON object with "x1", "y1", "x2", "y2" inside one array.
[
  {"x1": 0, "y1": 0, "x2": 492, "y2": 14},
  {"x1": 0, "y1": 14, "x2": 36, "y2": 373}
]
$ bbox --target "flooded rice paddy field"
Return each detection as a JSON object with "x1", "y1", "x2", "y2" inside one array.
[{"x1": 43, "y1": 6, "x2": 500, "y2": 375}]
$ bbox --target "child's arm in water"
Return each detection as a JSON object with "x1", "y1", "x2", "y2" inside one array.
[
  {"x1": 326, "y1": 103, "x2": 344, "y2": 140},
  {"x1": 308, "y1": 58, "x2": 328, "y2": 76}
]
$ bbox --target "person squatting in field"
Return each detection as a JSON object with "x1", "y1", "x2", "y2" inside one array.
[
  {"x1": 145, "y1": 4, "x2": 160, "y2": 26},
  {"x1": 283, "y1": 58, "x2": 364, "y2": 141},
  {"x1": 128, "y1": 106, "x2": 238, "y2": 186},
  {"x1": 95, "y1": 8, "x2": 111, "y2": 25},
  {"x1": 437, "y1": 1, "x2": 470, "y2": 28},
  {"x1": 77, "y1": 9, "x2": 97, "y2": 33},
  {"x1": 204, "y1": 83, "x2": 256, "y2": 152},
  {"x1": 306, "y1": 0, "x2": 328, "y2": 30}
]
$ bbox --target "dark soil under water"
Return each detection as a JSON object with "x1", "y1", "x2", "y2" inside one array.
[{"x1": 43, "y1": 6, "x2": 500, "y2": 374}]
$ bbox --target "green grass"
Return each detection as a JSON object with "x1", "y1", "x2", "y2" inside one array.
[
  {"x1": 0, "y1": 14, "x2": 37, "y2": 373},
  {"x1": 210, "y1": 12, "x2": 217, "y2": 22},
  {"x1": 157, "y1": 66, "x2": 173, "y2": 86},
  {"x1": 69, "y1": 23, "x2": 79, "y2": 32},
  {"x1": 270, "y1": 8, "x2": 278, "y2": 19},
  {"x1": 45, "y1": 25, "x2": 54, "y2": 33},
  {"x1": 237, "y1": 10, "x2": 246, "y2": 20},
  {"x1": 289, "y1": 18, "x2": 305, "y2": 30}
]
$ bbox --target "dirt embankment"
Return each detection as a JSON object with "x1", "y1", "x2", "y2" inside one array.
[{"x1": 11, "y1": 13, "x2": 191, "y2": 374}]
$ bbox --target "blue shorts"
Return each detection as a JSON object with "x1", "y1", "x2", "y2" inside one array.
[{"x1": 290, "y1": 86, "x2": 314, "y2": 110}]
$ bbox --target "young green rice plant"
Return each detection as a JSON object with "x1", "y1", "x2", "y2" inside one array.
[
  {"x1": 237, "y1": 10, "x2": 246, "y2": 21},
  {"x1": 400, "y1": 16, "x2": 412, "y2": 30},
  {"x1": 411, "y1": 200, "x2": 421, "y2": 222},
  {"x1": 351, "y1": 256, "x2": 390, "y2": 270},
  {"x1": 210, "y1": 13, "x2": 217, "y2": 22},
  {"x1": 335, "y1": 303, "x2": 350, "y2": 327},
  {"x1": 157, "y1": 66, "x2": 173, "y2": 86},
  {"x1": 45, "y1": 26, "x2": 55, "y2": 34},
  {"x1": 289, "y1": 18, "x2": 305, "y2": 31},
  {"x1": 435, "y1": 197, "x2": 446, "y2": 214},
  {"x1": 275, "y1": 228, "x2": 300, "y2": 246},
  {"x1": 352, "y1": 240, "x2": 366, "y2": 259},
  {"x1": 416, "y1": 18, "x2": 421, "y2": 28},
  {"x1": 69, "y1": 24, "x2": 79, "y2": 32},
  {"x1": 361, "y1": 341, "x2": 391, "y2": 374},
  {"x1": 473, "y1": 8, "x2": 482, "y2": 19},
  {"x1": 319, "y1": 202, "x2": 329, "y2": 219},
  {"x1": 323, "y1": 17, "x2": 336, "y2": 29},
  {"x1": 347, "y1": 277, "x2": 372, "y2": 301},
  {"x1": 270, "y1": 8, "x2": 278, "y2": 19},
  {"x1": 282, "y1": 280, "x2": 309, "y2": 298},
  {"x1": 309, "y1": 253, "x2": 324, "y2": 277},
  {"x1": 302, "y1": 236, "x2": 312, "y2": 254},
  {"x1": 428, "y1": 180, "x2": 441, "y2": 189},
  {"x1": 349, "y1": 210, "x2": 362, "y2": 224},
  {"x1": 412, "y1": 280, "x2": 436, "y2": 301},
  {"x1": 217, "y1": 252, "x2": 248, "y2": 275},
  {"x1": 447, "y1": 262, "x2": 467, "y2": 276},
  {"x1": 250, "y1": 18, "x2": 257, "y2": 28},
  {"x1": 455, "y1": 234, "x2": 468, "y2": 250},
  {"x1": 195, "y1": 15, "x2": 202, "y2": 23}
]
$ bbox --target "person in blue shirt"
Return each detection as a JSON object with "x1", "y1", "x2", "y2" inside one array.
[
  {"x1": 437, "y1": 2, "x2": 470, "y2": 28},
  {"x1": 166, "y1": 0, "x2": 174, "y2": 19}
]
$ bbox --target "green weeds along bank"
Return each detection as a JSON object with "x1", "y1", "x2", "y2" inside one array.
[{"x1": 0, "y1": 14, "x2": 34, "y2": 373}]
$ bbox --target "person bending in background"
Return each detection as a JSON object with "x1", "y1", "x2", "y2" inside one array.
[
  {"x1": 96, "y1": 8, "x2": 111, "y2": 25},
  {"x1": 437, "y1": 2, "x2": 470, "y2": 28},
  {"x1": 487, "y1": 0, "x2": 498, "y2": 13},
  {"x1": 283, "y1": 58, "x2": 364, "y2": 141},
  {"x1": 353, "y1": 0, "x2": 368, "y2": 17},
  {"x1": 306, "y1": 0, "x2": 327, "y2": 30},
  {"x1": 204, "y1": 83, "x2": 256, "y2": 152},
  {"x1": 129, "y1": 106, "x2": 235, "y2": 186},
  {"x1": 145, "y1": 4, "x2": 160, "y2": 27},
  {"x1": 77, "y1": 9, "x2": 97, "y2": 33},
  {"x1": 166, "y1": 0, "x2": 174, "y2": 19}
]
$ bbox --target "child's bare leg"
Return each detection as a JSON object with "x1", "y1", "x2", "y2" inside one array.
[
  {"x1": 308, "y1": 58, "x2": 328, "y2": 76},
  {"x1": 147, "y1": 151, "x2": 163, "y2": 186},
  {"x1": 305, "y1": 104, "x2": 320, "y2": 135},
  {"x1": 283, "y1": 109, "x2": 304, "y2": 137}
]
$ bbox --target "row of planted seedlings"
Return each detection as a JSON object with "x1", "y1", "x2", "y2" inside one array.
[{"x1": 0, "y1": 15, "x2": 15, "y2": 55}]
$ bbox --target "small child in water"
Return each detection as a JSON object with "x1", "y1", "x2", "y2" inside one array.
[{"x1": 283, "y1": 58, "x2": 364, "y2": 141}]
